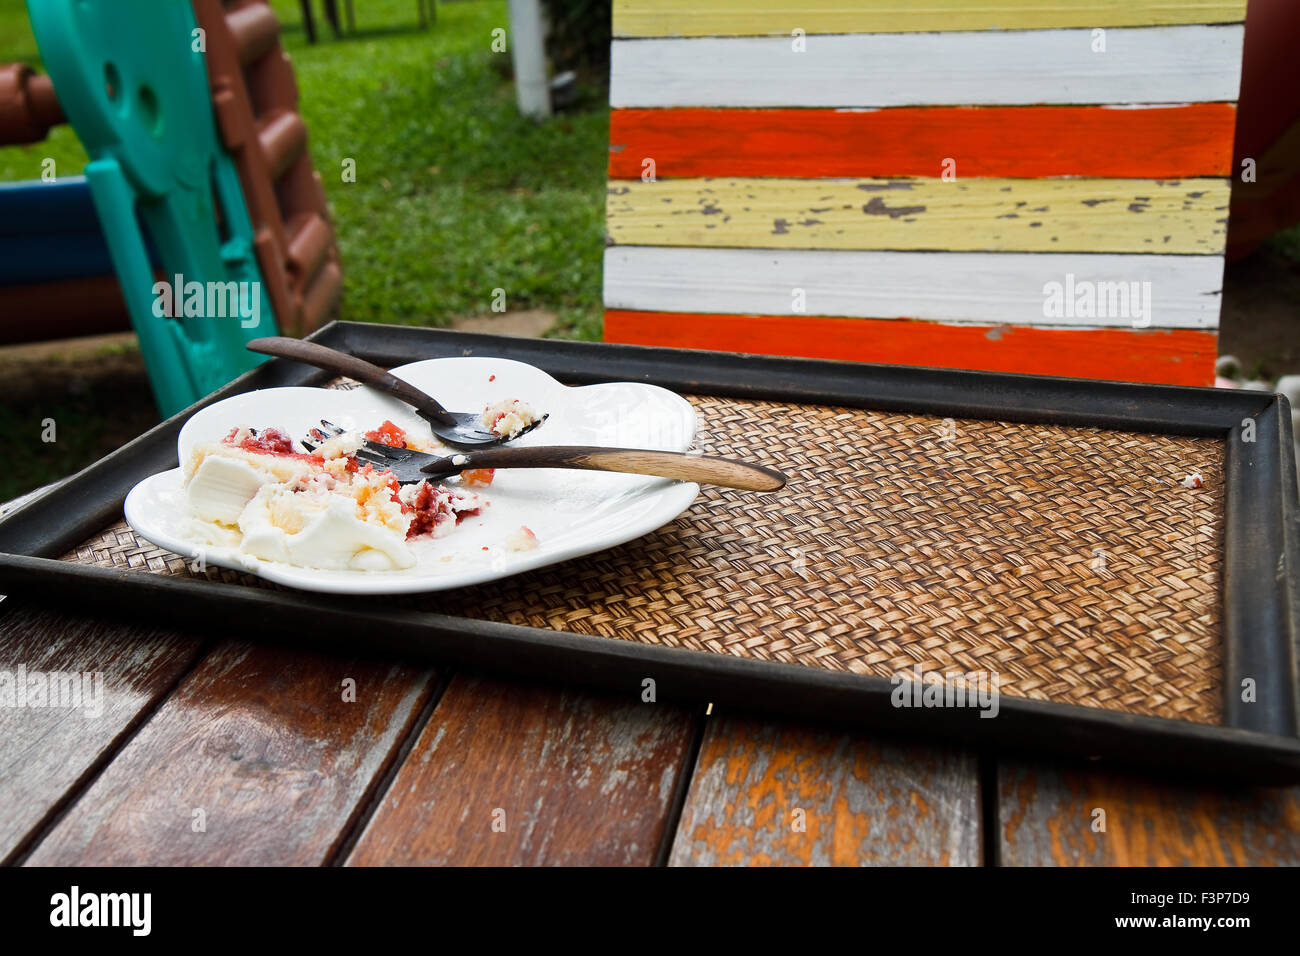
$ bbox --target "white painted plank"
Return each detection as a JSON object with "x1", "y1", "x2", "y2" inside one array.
[
  {"x1": 603, "y1": 247, "x2": 1224, "y2": 329},
  {"x1": 609, "y1": 25, "x2": 1244, "y2": 107}
]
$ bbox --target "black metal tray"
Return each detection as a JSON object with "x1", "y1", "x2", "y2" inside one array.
[{"x1": 1, "y1": 321, "x2": 1297, "y2": 781}]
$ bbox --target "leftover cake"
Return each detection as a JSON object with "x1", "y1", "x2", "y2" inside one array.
[
  {"x1": 482, "y1": 398, "x2": 540, "y2": 439},
  {"x1": 183, "y1": 425, "x2": 481, "y2": 572}
]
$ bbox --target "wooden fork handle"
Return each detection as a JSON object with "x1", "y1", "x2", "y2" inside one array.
[
  {"x1": 246, "y1": 337, "x2": 457, "y2": 426},
  {"x1": 442, "y1": 446, "x2": 787, "y2": 492}
]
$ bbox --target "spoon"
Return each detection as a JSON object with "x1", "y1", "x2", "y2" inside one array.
[{"x1": 246, "y1": 336, "x2": 548, "y2": 448}]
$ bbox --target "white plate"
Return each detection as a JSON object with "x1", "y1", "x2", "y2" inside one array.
[{"x1": 124, "y1": 356, "x2": 698, "y2": 594}]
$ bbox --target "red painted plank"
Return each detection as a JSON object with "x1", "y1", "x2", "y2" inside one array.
[
  {"x1": 604, "y1": 310, "x2": 1217, "y2": 385},
  {"x1": 609, "y1": 105, "x2": 1237, "y2": 180}
]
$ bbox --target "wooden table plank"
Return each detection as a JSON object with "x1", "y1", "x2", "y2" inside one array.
[
  {"x1": 668, "y1": 713, "x2": 983, "y2": 866},
  {"x1": 346, "y1": 675, "x2": 699, "y2": 866},
  {"x1": 998, "y1": 760, "x2": 1300, "y2": 865},
  {"x1": 22, "y1": 640, "x2": 434, "y2": 866},
  {"x1": 0, "y1": 602, "x2": 204, "y2": 862}
]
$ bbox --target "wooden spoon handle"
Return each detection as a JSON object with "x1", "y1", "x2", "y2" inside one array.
[
  {"x1": 438, "y1": 446, "x2": 786, "y2": 492},
  {"x1": 246, "y1": 337, "x2": 456, "y2": 426}
]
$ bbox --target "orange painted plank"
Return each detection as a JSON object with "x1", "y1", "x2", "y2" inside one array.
[
  {"x1": 604, "y1": 310, "x2": 1217, "y2": 386},
  {"x1": 668, "y1": 715, "x2": 981, "y2": 866},
  {"x1": 999, "y1": 760, "x2": 1300, "y2": 865},
  {"x1": 609, "y1": 105, "x2": 1237, "y2": 180}
]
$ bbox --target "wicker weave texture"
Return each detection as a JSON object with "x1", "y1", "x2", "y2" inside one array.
[{"x1": 63, "y1": 393, "x2": 1225, "y2": 723}]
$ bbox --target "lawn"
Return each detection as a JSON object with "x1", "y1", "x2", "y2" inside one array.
[
  {"x1": 0, "y1": 0, "x2": 610, "y2": 339},
  {"x1": 0, "y1": 0, "x2": 609, "y2": 502}
]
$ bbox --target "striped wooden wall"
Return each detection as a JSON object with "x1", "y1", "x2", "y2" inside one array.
[{"x1": 602, "y1": 1, "x2": 1247, "y2": 385}]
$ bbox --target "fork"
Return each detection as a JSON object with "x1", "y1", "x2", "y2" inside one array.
[
  {"x1": 302, "y1": 421, "x2": 786, "y2": 492},
  {"x1": 247, "y1": 336, "x2": 548, "y2": 447}
]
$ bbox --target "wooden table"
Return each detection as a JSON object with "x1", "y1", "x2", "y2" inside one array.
[{"x1": 3, "y1": 595, "x2": 1298, "y2": 866}]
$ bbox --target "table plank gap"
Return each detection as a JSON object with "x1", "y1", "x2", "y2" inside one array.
[
  {"x1": 980, "y1": 751, "x2": 1001, "y2": 867},
  {"x1": 323, "y1": 669, "x2": 455, "y2": 866},
  {"x1": 652, "y1": 703, "x2": 709, "y2": 867}
]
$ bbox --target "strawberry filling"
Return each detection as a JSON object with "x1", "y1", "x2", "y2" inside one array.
[
  {"x1": 365, "y1": 420, "x2": 408, "y2": 447},
  {"x1": 222, "y1": 426, "x2": 320, "y2": 462},
  {"x1": 405, "y1": 481, "x2": 481, "y2": 538}
]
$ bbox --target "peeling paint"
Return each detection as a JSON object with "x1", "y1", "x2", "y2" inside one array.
[{"x1": 862, "y1": 196, "x2": 927, "y2": 219}]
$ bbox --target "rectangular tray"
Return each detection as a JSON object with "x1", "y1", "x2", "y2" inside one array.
[{"x1": 2, "y1": 321, "x2": 1298, "y2": 780}]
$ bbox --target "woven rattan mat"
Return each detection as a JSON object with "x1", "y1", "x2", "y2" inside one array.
[{"x1": 63, "y1": 390, "x2": 1225, "y2": 724}]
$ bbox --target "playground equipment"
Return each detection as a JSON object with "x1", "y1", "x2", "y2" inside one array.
[
  {"x1": 298, "y1": 0, "x2": 434, "y2": 43},
  {"x1": 0, "y1": 0, "x2": 340, "y2": 416},
  {"x1": 0, "y1": 64, "x2": 135, "y2": 344},
  {"x1": 192, "y1": 0, "x2": 341, "y2": 340}
]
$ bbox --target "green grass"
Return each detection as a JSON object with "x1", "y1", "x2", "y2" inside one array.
[
  {"x1": 0, "y1": 0, "x2": 89, "y2": 181},
  {"x1": 0, "y1": 0, "x2": 609, "y2": 339},
  {"x1": 0, "y1": 0, "x2": 608, "y2": 500},
  {"x1": 1268, "y1": 222, "x2": 1300, "y2": 264}
]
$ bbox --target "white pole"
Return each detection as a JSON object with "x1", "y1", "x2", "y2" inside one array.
[{"x1": 508, "y1": 0, "x2": 551, "y2": 119}]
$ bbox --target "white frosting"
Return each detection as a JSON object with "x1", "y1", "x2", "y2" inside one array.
[
  {"x1": 239, "y1": 489, "x2": 415, "y2": 571},
  {"x1": 187, "y1": 455, "x2": 270, "y2": 524}
]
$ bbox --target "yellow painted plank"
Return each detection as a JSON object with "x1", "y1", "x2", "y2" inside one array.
[
  {"x1": 613, "y1": 0, "x2": 1247, "y2": 37},
  {"x1": 606, "y1": 178, "x2": 1230, "y2": 254}
]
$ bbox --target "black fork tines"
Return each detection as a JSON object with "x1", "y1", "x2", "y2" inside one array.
[
  {"x1": 301, "y1": 419, "x2": 405, "y2": 467},
  {"x1": 302, "y1": 418, "x2": 348, "y2": 452}
]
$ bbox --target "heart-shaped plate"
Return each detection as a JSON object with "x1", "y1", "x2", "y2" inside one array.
[{"x1": 123, "y1": 356, "x2": 698, "y2": 594}]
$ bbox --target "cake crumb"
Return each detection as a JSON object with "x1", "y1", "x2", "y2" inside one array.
[
  {"x1": 506, "y1": 525, "x2": 539, "y2": 552},
  {"x1": 1181, "y1": 472, "x2": 1203, "y2": 489},
  {"x1": 482, "y1": 398, "x2": 540, "y2": 439}
]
